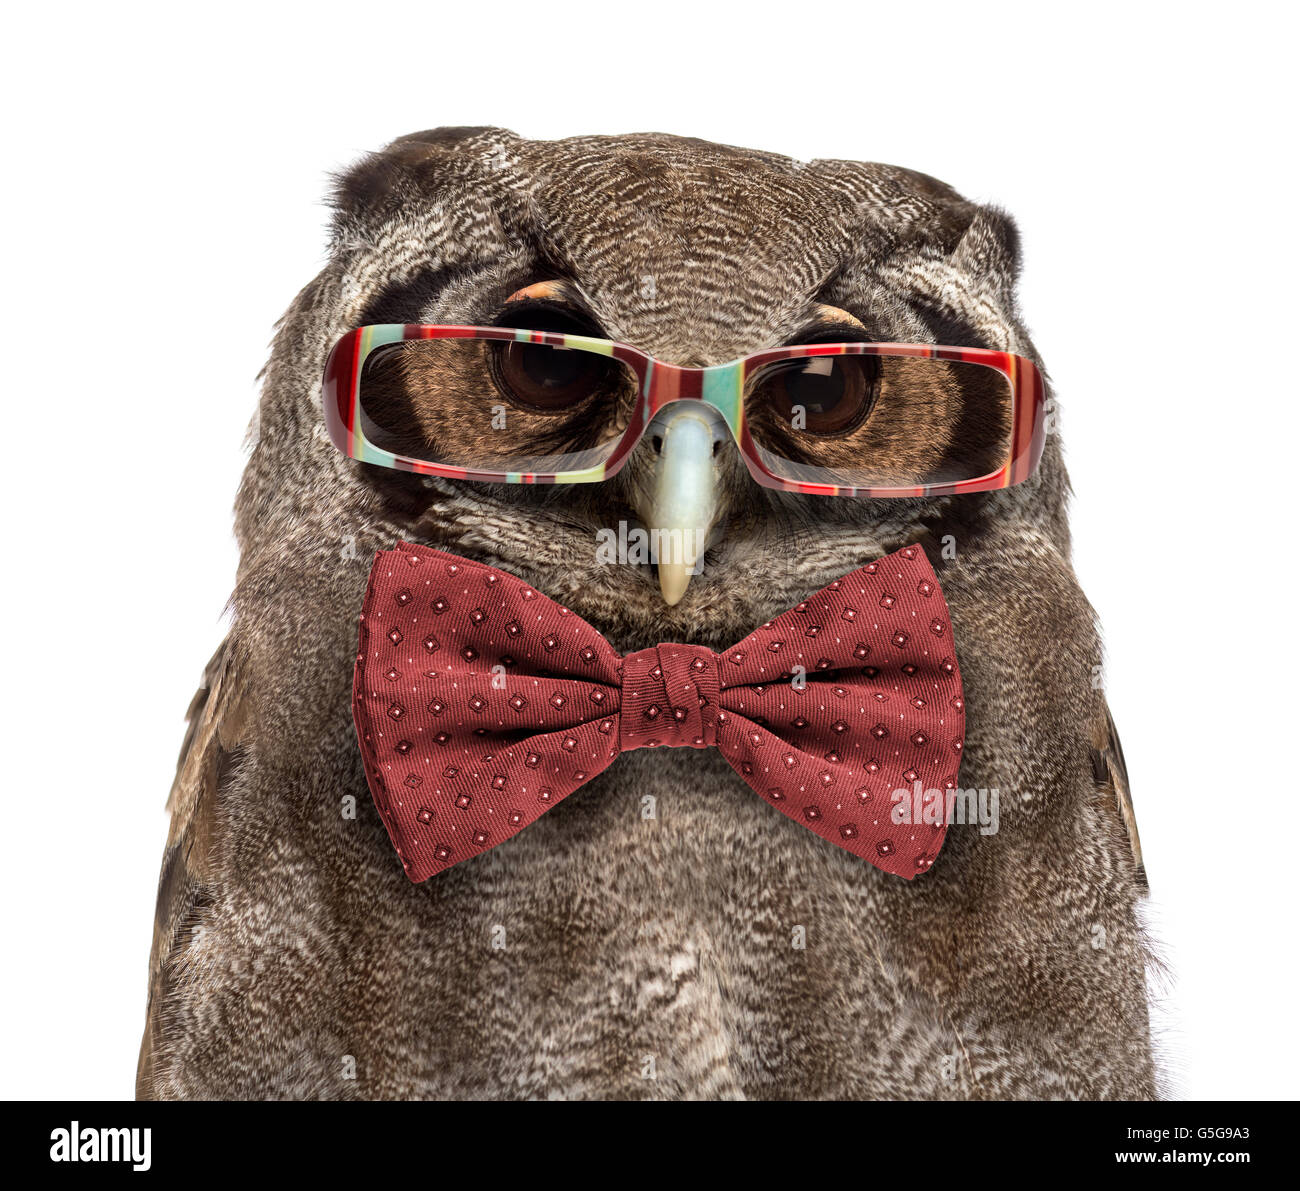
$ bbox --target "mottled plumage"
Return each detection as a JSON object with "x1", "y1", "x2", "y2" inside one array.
[{"x1": 138, "y1": 128, "x2": 1154, "y2": 1099}]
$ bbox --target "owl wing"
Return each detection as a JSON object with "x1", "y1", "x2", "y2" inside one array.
[
  {"x1": 136, "y1": 634, "x2": 250, "y2": 1097},
  {"x1": 1092, "y1": 703, "x2": 1146, "y2": 890}
]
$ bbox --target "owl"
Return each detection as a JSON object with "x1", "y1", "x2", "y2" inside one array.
[{"x1": 137, "y1": 128, "x2": 1155, "y2": 1100}]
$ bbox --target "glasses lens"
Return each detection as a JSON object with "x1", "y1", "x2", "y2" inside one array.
[
  {"x1": 744, "y1": 353, "x2": 1014, "y2": 489},
  {"x1": 357, "y1": 336, "x2": 637, "y2": 474}
]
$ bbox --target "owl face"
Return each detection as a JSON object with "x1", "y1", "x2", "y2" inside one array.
[{"x1": 317, "y1": 129, "x2": 1041, "y2": 646}]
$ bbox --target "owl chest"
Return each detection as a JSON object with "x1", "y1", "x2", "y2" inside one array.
[{"x1": 374, "y1": 747, "x2": 929, "y2": 1097}]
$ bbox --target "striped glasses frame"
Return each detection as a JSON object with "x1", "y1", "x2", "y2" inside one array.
[{"x1": 322, "y1": 324, "x2": 1047, "y2": 498}]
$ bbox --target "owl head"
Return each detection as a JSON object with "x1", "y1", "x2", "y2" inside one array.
[{"x1": 243, "y1": 127, "x2": 1059, "y2": 653}]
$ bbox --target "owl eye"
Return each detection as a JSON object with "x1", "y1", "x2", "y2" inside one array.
[
  {"x1": 753, "y1": 355, "x2": 879, "y2": 435},
  {"x1": 488, "y1": 341, "x2": 614, "y2": 412}
]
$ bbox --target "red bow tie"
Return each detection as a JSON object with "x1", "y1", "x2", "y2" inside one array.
[{"x1": 353, "y1": 542, "x2": 965, "y2": 882}]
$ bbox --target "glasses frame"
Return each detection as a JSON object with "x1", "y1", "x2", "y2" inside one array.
[{"x1": 322, "y1": 324, "x2": 1047, "y2": 498}]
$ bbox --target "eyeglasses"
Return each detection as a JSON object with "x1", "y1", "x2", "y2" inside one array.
[{"x1": 322, "y1": 324, "x2": 1046, "y2": 497}]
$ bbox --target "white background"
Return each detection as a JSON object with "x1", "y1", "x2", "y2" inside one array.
[{"x1": 2, "y1": 1, "x2": 1294, "y2": 1101}]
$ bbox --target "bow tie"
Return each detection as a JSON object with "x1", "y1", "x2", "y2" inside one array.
[{"x1": 353, "y1": 542, "x2": 965, "y2": 882}]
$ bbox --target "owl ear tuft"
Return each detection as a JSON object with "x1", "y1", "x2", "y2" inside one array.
[
  {"x1": 330, "y1": 126, "x2": 519, "y2": 229},
  {"x1": 330, "y1": 149, "x2": 415, "y2": 223},
  {"x1": 951, "y1": 205, "x2": 1023, "y2": 298}
]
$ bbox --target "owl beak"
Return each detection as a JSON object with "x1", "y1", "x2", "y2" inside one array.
[{"x1": 638, "y1": 404, "x2": 723, "y2": 606}]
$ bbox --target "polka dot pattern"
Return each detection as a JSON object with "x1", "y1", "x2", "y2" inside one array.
[{"x1": 353, "y1": 541, "x2": 965, "y2": 882}]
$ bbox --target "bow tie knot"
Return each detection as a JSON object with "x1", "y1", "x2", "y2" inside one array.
[{"x1": 620, "y1": 644, "x2": 721, "y2": 751}]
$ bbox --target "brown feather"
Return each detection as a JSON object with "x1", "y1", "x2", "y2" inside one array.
[
  {"x1": 1093, "y1": 705, "x2": 1146, "y2": 889},
  {"x1": 137, "y1": 636, "x2": 248, "y2": 1098}
]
